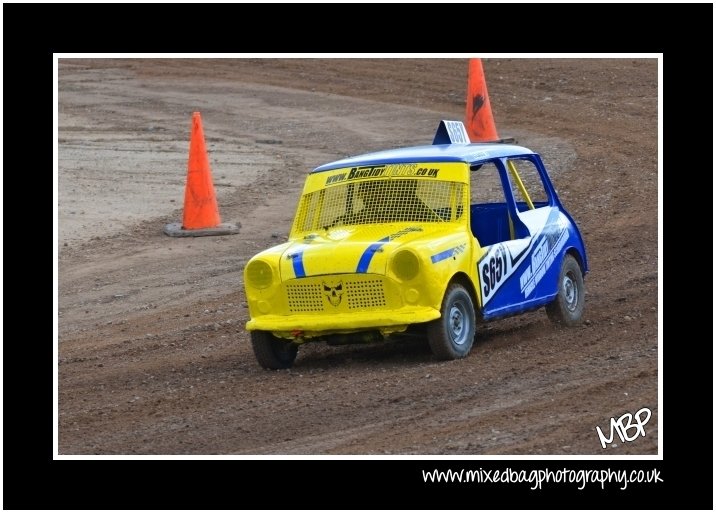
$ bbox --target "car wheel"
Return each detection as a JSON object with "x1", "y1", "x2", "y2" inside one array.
[
  {"x1": 251, "y1": 331, "x2": 298, "y2": 369},
  {"x1": 546, "y1": 254, "x2": 585, "y2": 326},
  {"x1": 427, "y1": 283, "x2": 476, "y2": 360}
]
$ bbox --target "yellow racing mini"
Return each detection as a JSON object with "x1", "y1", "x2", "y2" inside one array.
[{"x1": 244, "y1": 121, "x2": 588, "y2": 369}]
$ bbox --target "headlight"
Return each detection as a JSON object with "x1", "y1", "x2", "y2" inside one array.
[
  {"x1": 246, "y1": 260, "x2": 273, "y2": 289},
  {"x1": 392, "y1": 250, "x2": 420, "y2": 281}
]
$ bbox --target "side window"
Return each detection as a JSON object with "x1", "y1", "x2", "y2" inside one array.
[
  {"x1": 469, "y1": 160, "x2": 515, "y2": 246},
  {"x1": 505, "y1": 158, "x2": 550, "y2": 212},
  {"x1": 470, "y1": 161, "x2": 506, "y2": 205}
]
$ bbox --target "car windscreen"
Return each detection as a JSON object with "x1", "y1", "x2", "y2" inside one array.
[{"x1": 291, "y1": 178, "x2": 466, "y2": 234}]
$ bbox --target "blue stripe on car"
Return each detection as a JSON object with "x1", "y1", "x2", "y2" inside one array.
[
  {"x1": 292, "y1": 251, "x2": 306, "y2": 278},
  {"x1": 356, "y1": 237, "x2": 390, "y2": 273},
  {"x1": 430, "y1": 248, "x2": 456, "y2": 263}
]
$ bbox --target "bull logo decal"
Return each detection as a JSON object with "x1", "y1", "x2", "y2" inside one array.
[{"x1": 323, "y1": 281, "x2": 344, "y2": 307}]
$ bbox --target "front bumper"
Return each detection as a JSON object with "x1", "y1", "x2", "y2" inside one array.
[{"x1": 246, "y1": 305, "x2": 440, "y2": 339}]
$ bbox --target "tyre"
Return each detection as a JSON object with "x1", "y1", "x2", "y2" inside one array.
[
  {"x1": 427, "y1": 283, "x2": 476, "y2": 360},
  {"x1": 251, "y1": 331, "x2": 298, "y2": 369},
  {"x1": 546, "y1": 254, "x2": 585, "y2": 326}
]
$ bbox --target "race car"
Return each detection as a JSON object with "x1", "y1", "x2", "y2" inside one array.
[{"x1": 243, "y1": 120, "x2": 588, "y2": 369}]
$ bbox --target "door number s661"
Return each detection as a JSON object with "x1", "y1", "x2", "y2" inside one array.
[{"x1": 480, "y1": 245, "x2": 509, "y2": 302}]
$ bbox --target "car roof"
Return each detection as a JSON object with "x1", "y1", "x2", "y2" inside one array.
[{"x1": 312, "y1": 143, "x2": 537, "y2": 173}]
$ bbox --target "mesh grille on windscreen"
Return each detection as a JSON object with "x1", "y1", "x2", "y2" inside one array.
[{"x1": 292, "y1": 179, "x2": 464, "y2": 233}]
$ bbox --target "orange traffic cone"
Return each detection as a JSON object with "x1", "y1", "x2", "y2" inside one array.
[
  {"x1": 464, "y1": 58, "x2": 501, "y2": 143},
  {"x1": 164, "y1": 112, "x2": 240, "y2": 237}
]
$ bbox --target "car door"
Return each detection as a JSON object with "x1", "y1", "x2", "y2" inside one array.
[{"x1": 469, "y1": 157, "x2": 556, "y2": 319}]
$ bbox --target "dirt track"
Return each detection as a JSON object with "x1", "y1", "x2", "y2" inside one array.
[{"x1": 58, "y1": 58, "x2": 658, "y2": 455}]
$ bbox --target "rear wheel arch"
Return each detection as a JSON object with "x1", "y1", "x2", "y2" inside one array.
[
  {"x1": 546, "y1": 253, "x2": 585, "y2": 326},
  {"x1": 565, "y1": 247, "x2": 587, "y2": 276}
]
